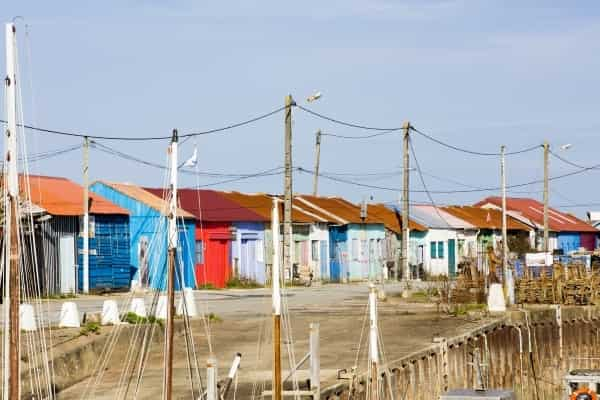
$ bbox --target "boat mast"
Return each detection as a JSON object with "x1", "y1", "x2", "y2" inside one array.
[
  {"x1": 368, "y1": 284, "x2": 379, "y2": 400},
  {"x1": 271, "y1": 198, "x2": 282, "y2": 400},
  {"x1": 4, "y1": 22, "x2": 20, "y2": 400},
  {"x1": 163, "y1": 129, "x2": 178, "y2": 400}
]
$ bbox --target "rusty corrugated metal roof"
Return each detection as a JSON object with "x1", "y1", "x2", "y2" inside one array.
[
  {"x1": 295, "y1": 195, "x2": 387, "y2": 226},
  {"x1": 442, "y1": 205, "x2": 532, "y2": 231},
  {"x1": 98, "y1": 181, "x2": 194, "y2": 218},
  {"x1": 368, "y1": 203, "x2": 427, "y2": 232},
  {"x1": 24, "y1": 175, "x2": 128, "y2": 216},
  {"x1": 475, "y1": 196, "x2": 598, "y2": 233}
]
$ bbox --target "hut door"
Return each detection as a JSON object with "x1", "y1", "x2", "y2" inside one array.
[
  {"x1": 320, "y1": 241, "x2": 328, "y2": 279},
  {"x1": 60, "y1": 235, "x2": 76, "y2": 294},
  {"x1": 448, "y1": 239, "x2": 456, "y2": 277}
]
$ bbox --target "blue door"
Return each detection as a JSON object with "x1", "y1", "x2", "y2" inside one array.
[
  {"x1": 329, "y1": 227, "x2": 348, "y2": 282},
  {"x1": 320, "y1": 240, "x2": 328, "y2": 279}
]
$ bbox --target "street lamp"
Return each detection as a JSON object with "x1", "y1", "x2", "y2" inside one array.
[{"x1": 306, "y1": 91, "x2": 322, "y2": 103}]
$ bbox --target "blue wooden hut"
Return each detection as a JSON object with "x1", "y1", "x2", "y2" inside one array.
[{"x1": 90, "y1": 181, "x2": 196, "y2": 290}]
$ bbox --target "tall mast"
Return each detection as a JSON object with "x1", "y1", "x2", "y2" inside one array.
[
  {"x1": 4, "y1": 22, "x2": 20, "y2": 400},
  {"x1": 163, "y1": 129, "x2": 178, "y2": 400},
  {"x1": 271, "y1": 198, "x2": 282, "y2": 400}
]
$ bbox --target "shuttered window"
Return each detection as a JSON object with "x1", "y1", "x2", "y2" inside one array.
[
  {"x1": 195, "y1": 240, "x2": 204, "y2": 264},
  {"x1": 430, "y1": 241, "x2": 437, "y2": 259},
  {"x1": 437, "y1": 241, "x2": 444, "y2": 259}
]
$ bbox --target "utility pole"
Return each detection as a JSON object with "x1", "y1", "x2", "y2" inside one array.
[
  {"x1": 82, "y1": 136, "x2": 89, "y2": 294},
  {"x1": 283, "y1": 94, "x2": 294, "y2": 281},
  {"x1": 501, "y1": 145, "x2": 508, "y2": 279},
  {"x1": 312, "y1": 129, "x2": 321, "y2": 196},
  {"x1": 4, "y1": 22, "x2": 20, "y2": 400},
  {"x1": 163, "y1": 129, "x2": 178, "y2": 400},
  {"x1": 271, "y1": 198, "x2": 282, "y2": 400},
  {"x1": 402, "y1": 122, "x2": 410, "y2": 282},
  {"x1": 543, "y1": 141, "x2": 549, "y2": 252}
]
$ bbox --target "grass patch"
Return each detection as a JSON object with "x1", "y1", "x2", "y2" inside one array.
[
  {"x1": 41, "y1": 293, "x2": 77, "y2": 300},
  {"x1": 208, "y1": 312, "x2": 222, "y2": 323},
  {"x1": 197, "y1": 283, "x2": 218, "y2": 290},
  {"x1": 80, "y1": 321, "x2": 101, "y2": 336},
  {"x1": 122, "y1": 312, "x2": 164, "y2": 328},
  {"x1": 226, "y1": 277, "x2": 263, "y2": 289}
]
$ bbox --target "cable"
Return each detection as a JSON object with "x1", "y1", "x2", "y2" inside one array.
[
  {"x1": 410, "y1": 126, "x2": 542, "y2": 156},
  {"x1": 321, "y1": 130, "x2": 400, "y2": 139},
  {"x1": 296, "y1": 104, "x2": 404, "y2": 131},
  {"x1": 548, "y1": 149, "x2": 600, "y2": 170},
  {"x1": 0, "y1": 105, "x2": 285, "y2": 141}
]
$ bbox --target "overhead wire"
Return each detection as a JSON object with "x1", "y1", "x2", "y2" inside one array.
[
  {"x1": 296, "y1": 104, "x2": 404, "y2": 131},
  {"x1": 0, "y1": 104, "x2": 285, "y2": 141}
]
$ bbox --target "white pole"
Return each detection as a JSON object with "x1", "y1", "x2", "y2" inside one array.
[
  {"x1": 4, "y1": 22, "x2": 18, "y2": 400},
  {"x1": 368, "y1": 284, "x2": 379, "y2": 364},
  {"x1": 206, "y1": 356, "x2": 218, "y2": 400},
  {"x1": 501, "y1": 145, "x2": 508, "y2": 284},
  {"x1": 309, "y1": 323, "x2": 320, "y2": 399},
  {"x1": 83, "y1": 137, "x2": 89, "y2": 293},
  {"x1": 272, "y1": 198, "x2": 281, "y2": 316},
  {"x1": 169, "y1": 134, "x2": 178, "y2": 252}
]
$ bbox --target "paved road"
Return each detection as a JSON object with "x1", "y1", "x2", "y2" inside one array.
[{"x1": 15, "y1": 281, "x2": 429, "y2": 325}]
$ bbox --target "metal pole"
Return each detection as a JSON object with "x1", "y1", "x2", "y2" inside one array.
[
  {"x1": 543, "y1": 141, "x2": 549, "y2": 252},
  {"x1": 312, "y1": 129, "x2": 321, "y2": 196},
  {"x1": 163, "y1": 129, "x2": 178, "y2": 400},
  {"x1": 283, "y1": 94, "x2": 294, "y2": 282},
  {"x1": 5, "y1": 22, "x2": 20, "y2": 400},
  {"x1": 501, "y1": 145, "x2": 508, "y2": 283},
  {"x1": 402, "y1": 122, "x2": 410, "y2": 282},
  {"x1": 272, "y1": 198, "x2": 282, "y2": 400},
  {"x1": 83, "y1": 136, "x2": 89, "y2": 294},
  {"x1": 369, "y1": 284, "x2": 379, "y2": 400}
]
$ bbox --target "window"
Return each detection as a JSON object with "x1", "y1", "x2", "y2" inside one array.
[
  {"x1": 437, "y1": 241, "x2": 444, "y2": 259},
  {"x1": 352, "y1": 239, "x2": 359, "y2": 260},
  {"x1": 195, "y1": 240, "x2": 204, "y2": 264},
  {"x1": 430, "y1": 241, "x2": 437, "y2": 259},
  {"x1": 377, "y1": 239, "x2": 384, "y2": 259},
  {"x1": 311, "y1": 240, "x2": 319, "y2": 261},
  {"x1": 361, "y1": 240, "x2": 368, "y2": 261}
]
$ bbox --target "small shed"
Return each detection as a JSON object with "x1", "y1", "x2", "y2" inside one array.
[
  {"x1": 24, "y1": 175, "x2": 130, "y2": 294},
  {"x1": 90, "y1": 181, "x2": 196, "y2": 290}
]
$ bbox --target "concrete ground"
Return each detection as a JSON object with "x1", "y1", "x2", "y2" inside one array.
[{"x1": 51, "y1": 282, "x2": 495, "y2": 399}]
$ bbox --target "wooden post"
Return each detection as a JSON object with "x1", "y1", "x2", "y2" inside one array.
[
  {"x1": 82, "y1": 136, "x2": 90, "y2": 293},
  {"x1": 309, "y1": 323, "x2": 320, "y2": 399},
  {"x1": 206, "y1": 356, "x2": 218, "y2": 400},
  {"x1": 4, "y1": 22, "x2": 20, "y2": 400},
  {"x1": 543, "y1": 142, "x2": 549, "y2": 252}
]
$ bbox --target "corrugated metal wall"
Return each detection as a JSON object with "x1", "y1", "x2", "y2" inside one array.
[
  {"x1": 37, "y1": 216, "x2": 78, "y2": 295},
  {"x1": 77, "y1": 214, "x2": 131, "y2": 292}
]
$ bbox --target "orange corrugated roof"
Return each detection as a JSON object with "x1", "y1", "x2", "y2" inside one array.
[
  {"x1": 442, "y1": 205, "x2": 532, "y2": 231},
  {"x1": 295, "y1": 195, "x2": 389, "y2": 226},
  {"x1": 24, "y1": 175, "x2": 128, "y2": 216},
  {"x1": 98, "y1": 181, "x2": 194, "y2": 218}
]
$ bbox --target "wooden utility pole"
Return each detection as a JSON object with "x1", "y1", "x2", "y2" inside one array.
[
  {"x1": 82, "y1": 136, "x2": 90, "y2": 293},
  {"x1": 402, "y1": 122, "x2": 410, "y2": 281},
  {"x1": 271, "y1": 198, "x2": 282, "y2": 400},
  {"x1": 283, "y1": 95, "x2": 294, "y2": 281},
  {"x1": 543, "y1": 141, "x2": 549, "y2": 252},
  {"x1": 501, "y1": 145, "x2": 508, "y2": 278},
  {"x1": 4, "y1": 22, "x2": 20, "y2": 400},
  {"x1": 163, "y1": 129, "x2": 178, "y2": 400},
  {"x1": 312, "y1": 129, "x2": 321, "y2": 196}
]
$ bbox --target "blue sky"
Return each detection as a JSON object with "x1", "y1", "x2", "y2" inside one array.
[{"x1": 2, "y1": 1, "x2": 600, "y2": 215}]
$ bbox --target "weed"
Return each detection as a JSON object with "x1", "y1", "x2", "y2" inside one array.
[
  {"x1": 42, "y1": 293, "x2": 77, "y2": 300},
  {"x1": 80, "y1": 321, "x2": 100, "y2": 336},
  {"x1": 197, "y1": 283, "x2": 218, "y2": 290},
  {"x1": 122, "y1": 312, "x2": 164, "y2": 328},
  {"x1": 208, "y1": 312, "x2": 222, "y2": 322},
  {"x1": 225, "y1": 277, "x2": 263, "y2": 289}
]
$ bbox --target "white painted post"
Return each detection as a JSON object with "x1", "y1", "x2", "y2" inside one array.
[
  {"x1": 309, "y1": 323, "x2": 320, "y2": 399},
  {"x1": 369, "y1": 284, "x2": 379, "y2": 365},
  {"x1": 272, "y1": 198, "x2": 281, "y2": 316},
  {"x1": 168, "y1": 132, "x2": 180, "y2": 284},
  {"x1": 206, "y1": 356, "x2": 218, "y2": 400},
  {"x1": 83, "y1": 136, "x2": 90, "y2": 294}
]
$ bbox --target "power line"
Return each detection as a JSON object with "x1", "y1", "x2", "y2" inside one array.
[
  {"x1": 410, "y1": 126, "x2": 541, "y2": 156},
  {"x1": 548, "y1": 149, "x2": 600, "y2": 170},
  {"x1": 321, "y1": 130, "x2": 400, "y2": 139},
  {"x1": 295, "y1": 105, "x2": 404, "y2": 131},
  {"x1": 0, "y1": 105, "x2": 285, "y2": 141}
]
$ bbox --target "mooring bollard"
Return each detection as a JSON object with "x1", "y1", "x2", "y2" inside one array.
[
  {"x1": 101, "y1": 300, "x2": 120, "y2": 325},
  {"x1": 176, "y1": 287, "x2": 198, "y2": 317},
  {"x1": 129, "y1": 298, "x2": 147, "y2": 318},
  {"x1": 59, "y1": 302, "x2": 80, "y2": 328},
  {"x1": 20, "y1": 304, "x2": 37, "y2": 331}
]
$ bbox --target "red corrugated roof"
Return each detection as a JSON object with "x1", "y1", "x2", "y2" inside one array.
[
  {"x1": 474, "y1": 196, "x2": 597, "y2": 233},
  {"x1": 24, "y1": 175, "x2": 128, "y2": 216},
  {"x1": 144, "y1": 188, "x2": 265, "y2": 222}
]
